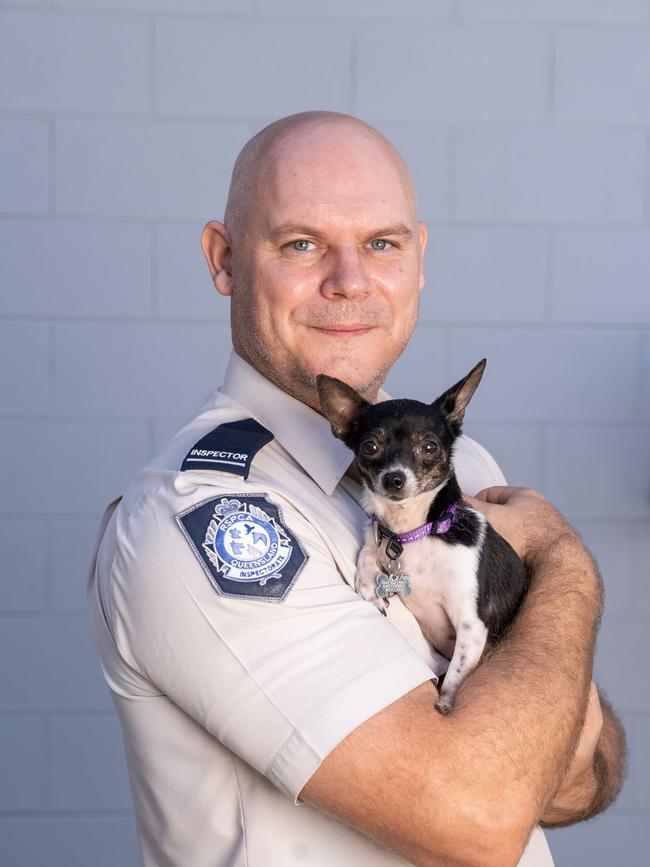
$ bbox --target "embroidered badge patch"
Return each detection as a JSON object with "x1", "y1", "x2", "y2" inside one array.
[{"x1": 176, "y1": 494, "x2": 308, "y2": 602}]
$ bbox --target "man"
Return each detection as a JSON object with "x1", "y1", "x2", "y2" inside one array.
[{"x1": 87, "y1": 111, "x2": 625, "y2": 867}]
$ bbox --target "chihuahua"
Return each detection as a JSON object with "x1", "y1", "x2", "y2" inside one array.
[{"x1": 317, "y1": 360, "x2": 530, "y2": 714}]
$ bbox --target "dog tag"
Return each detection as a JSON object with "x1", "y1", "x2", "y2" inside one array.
[{"x1": 376, "y1": 571, "x2": 412, "y2": 598}]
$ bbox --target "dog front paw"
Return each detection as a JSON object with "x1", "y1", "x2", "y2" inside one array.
[
  {"x1": 373, "y1": 594, "x2": 389, "y2": 616},
  {"x1": 354, "y1": 544, "x2": 393, "y2": 615},
  {"x1": 355, "y1": 571, "x2": 388, "y2": 612},
  {"x1": 355, "y1": 547, "x2": 379, "y2": 594}
]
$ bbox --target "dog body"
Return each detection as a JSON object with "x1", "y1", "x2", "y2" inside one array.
[
  {"x1": 318, "y1": 361, "x2": 530, "y2": 713},
  {"x1": 358, "y1": 482, "x2": 488, "y2": 663}
]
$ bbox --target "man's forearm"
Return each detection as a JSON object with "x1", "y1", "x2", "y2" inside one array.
[
  {"x1": 445, "y1": 529, "x2": 603, "y2": 835},
  {"x1": 540, "y1": 694, "x2": 627, "y2": 827}
]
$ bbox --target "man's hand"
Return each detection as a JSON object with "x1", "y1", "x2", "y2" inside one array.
[
  {"x1": 540, "y1": 683, "x2": 627, "y2": 827},
  {"x1": 464, "y1": 485, "x2": 579, "y2": 570},
  {"x1": 542, "y1": 681, "x2": 603, "y2": 822},
  {"x1": 563, "y1": 681, "x2": 604, "y2": 787}
]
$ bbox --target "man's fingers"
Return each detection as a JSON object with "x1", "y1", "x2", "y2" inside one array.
[
  {"x1": 465, "y1": 486, "x2": 519, "y2": 505},
  {"x1": 463, "y1": 485, "x2": 565, "y2": 565},
  {"x1": 467, "y1": 486, "x2": 546, "y2": 505},
  {"x1": 583, "y1": 681, "x2": 603, "y2": 738},
  {"x1": 553, "y1": 682, "x2": 605, "y2": 798}
]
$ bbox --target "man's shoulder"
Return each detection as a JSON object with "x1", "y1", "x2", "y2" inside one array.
[
  {"x1": 116, "y1": 402, "x2": 329, "y2": 563},
  {"x1": 121, "y1": 401, "x2": 283, "y2": 515},
  {"x1": 453, "y1": 434, "x2": 507, "y2": 495},
  {"x1": 99, "y1": 415, "x2": 326, "y2": 613}
]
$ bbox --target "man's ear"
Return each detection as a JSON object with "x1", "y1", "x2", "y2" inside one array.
[
  {"x1": 418, "y1": 220, "x2": 427, "y2": 292},
  {"x1": 317, "y1": 375, "x2": 370, "y2": 440},
  {"x1": 201, "y1": 220, "x2": 234, "y2": 297},
  {"x1": 432, "y1": 359, "x2": 486, "y2": 433}
]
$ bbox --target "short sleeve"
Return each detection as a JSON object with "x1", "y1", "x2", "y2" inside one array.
[
  {"x1": 109, "y1": 483, "x2": 436, "y2": 805},
  {"x1": 454, "y1": 434, "x2": 508, "y2": 494}
]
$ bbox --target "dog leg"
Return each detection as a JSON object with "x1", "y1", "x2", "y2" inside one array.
[
  {"x1": 435, "y1": 617, "x2": 488, "y2": 714},
  {"x1": 355, "y1": 544, "x2": 388, "y2": 615}
]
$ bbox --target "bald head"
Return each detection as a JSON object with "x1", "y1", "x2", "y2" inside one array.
[
  {"x1": 223, "y1": 111, "x2": 418, "y2": 250},
  {"x1": 202, "y1": 110, "x2": 427, "y2": 410}
]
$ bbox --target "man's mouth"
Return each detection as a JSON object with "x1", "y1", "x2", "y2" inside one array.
[{"x1": 311, "y1": 325, "x2": 374, "y2": 337}]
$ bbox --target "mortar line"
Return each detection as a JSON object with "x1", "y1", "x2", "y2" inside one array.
[
  {"x1": 44, "y1": 518, "x2": 53, "y2": 613},
  {"x1": 349, "y1": 27, "x2": 358, "y2": 116},
  {"x1": 148, "y1": 15, "x2": 156, "y2": 116},
  {"x1": 545, "y1": 228, "x2": 554, "y2": 322},
  {"x1": 47, "y1": 322, "x2": 56, "y2": 414},
  {"x1": 447, "y1": 127, "x2": 457, "y2": 222},
  {"x1": 644, "y1": 131, "x2": 650, "y2": 223},
  {"x1": 547, "y1": 26, "x2": 556, "y2": 125},
  {"x1": 150, "y1": 222, "x2": 158, "y2": 316},
  {"x1": 47, "y1": 116, "x2": 56, "y2": 216}
]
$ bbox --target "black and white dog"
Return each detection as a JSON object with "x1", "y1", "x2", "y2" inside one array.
[{"x1": 317, "y1": 360, "x2": 530, "y2": 714}]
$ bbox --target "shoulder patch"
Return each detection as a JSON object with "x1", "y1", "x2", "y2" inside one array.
[
  {"x1": 176, "y1": 494, "x2": 308, "y2": 602},
  {"x1": 181, "y1": 419, "x2": 273, "y2": 478}
]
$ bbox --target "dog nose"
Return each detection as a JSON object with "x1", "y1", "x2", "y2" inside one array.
[{"x1": 382, "y1": 471, "x2": 406, "y2": 493}]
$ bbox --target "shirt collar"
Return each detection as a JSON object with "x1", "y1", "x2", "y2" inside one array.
[{"x1": 216, "y1": 350, "x2": 390, "y2": 497}]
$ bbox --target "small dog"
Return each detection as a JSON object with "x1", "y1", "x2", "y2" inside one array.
[{"x1": 317, "y1": 360, "x2": 530, "y2": 714}]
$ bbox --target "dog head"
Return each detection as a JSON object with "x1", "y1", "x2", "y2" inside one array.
[{"x1": 317, "y1": 359, "x2": 486, "y2": 501}]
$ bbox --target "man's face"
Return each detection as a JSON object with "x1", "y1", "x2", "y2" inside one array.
[{"x1": 222, "y1": 124, "x2": 426, "y2": 408}]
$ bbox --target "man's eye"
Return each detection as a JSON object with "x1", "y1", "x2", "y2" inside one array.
[
  {"x1": 370, "y1": 239, "x2": 393, "y2": 251},
  {"x1": 289, "y1": 239, "x2": 316, "y2": 252}
]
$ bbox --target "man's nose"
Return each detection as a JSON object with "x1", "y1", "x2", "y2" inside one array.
[{"x1": 320, "y1": 247, "x2": 372, "y2": 300}]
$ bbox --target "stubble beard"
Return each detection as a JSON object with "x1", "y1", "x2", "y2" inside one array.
[{"x1": 230, "y1": 279, "x2": 418, "y2": 410}]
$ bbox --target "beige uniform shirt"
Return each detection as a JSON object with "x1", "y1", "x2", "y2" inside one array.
[{"x1": 87, "y1": 350, "x2": 554, "y2": 867}]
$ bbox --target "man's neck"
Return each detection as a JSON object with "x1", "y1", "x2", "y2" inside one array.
[{"x1": 231, "y1": 345, "x2": 382, "y2": 416}]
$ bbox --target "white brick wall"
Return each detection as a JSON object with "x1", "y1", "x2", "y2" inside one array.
[
  {"x1": 0, "y1": 118, "x2": 50, "y2": 213},
  {"x1": 358, "y1": 26, "x2": 550, "y2": 123},
  {"x1": 55, "y1": 118, "x2": 253, "y2": 219},
  {"x1": 455, "y1": 129, "x2": 646, "y2": 222},
  {"x1": 0, "y1": 12, "x2": 150, "y2": 113},
  {"x1": 1, "y1": 1, "x2": 648, "y2": 864},
  {"x1": 0, "y1": 221, "x2": 153, "y2": 316}
]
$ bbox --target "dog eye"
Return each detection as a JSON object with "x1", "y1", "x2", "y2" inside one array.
[
  {"x1": 360, "y1": 440, "x2": 379, "y2": 457},
  {"x1": 422, "y1": 441, "x2": 439, "y2": 455}
]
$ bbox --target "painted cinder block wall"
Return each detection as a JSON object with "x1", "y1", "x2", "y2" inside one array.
[{"x1": 1, "y1": 1, "x2": 648, "y2": 864}]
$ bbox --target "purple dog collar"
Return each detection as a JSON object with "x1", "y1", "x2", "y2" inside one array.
[{"x1": 371, "y1": 502, "x2": 459, "y2": 559}]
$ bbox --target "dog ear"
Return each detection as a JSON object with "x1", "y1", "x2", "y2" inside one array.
[
  {"x1": 432, "y1": 359, "x2": 486, "y2": 433},
  {"x1": 317, "y1": 374, "x2": 370, "y2": 440}
]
